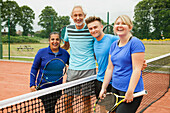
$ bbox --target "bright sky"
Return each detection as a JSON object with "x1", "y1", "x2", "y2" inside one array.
[{"x1": 9, "y1": 0, "x2": 142, "y2": 31}]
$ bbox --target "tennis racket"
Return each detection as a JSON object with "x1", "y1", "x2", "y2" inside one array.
[
  {"x1": 59, "y1": 25, "x2": 67, "y2": 42},
  {"x1": 93, "y1": 90, "x2": 148, "y2": 113},
  {"x1": 103, "y1": 24, "x2": 114, "y2": 34},
  {"x1": 36, "y1": 58, "x2": 67, "y2": 90}
]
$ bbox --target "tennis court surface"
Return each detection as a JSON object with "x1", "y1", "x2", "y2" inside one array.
[{"x1": 0, "y1": 53, "x2": 170, "y2": 113}]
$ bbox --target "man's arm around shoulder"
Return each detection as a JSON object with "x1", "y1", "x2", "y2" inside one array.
[{"x1": 61, "y1": 41, "x2": 70, "y2": 50}]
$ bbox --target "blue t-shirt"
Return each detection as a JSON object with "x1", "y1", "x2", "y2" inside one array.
[
  {"x1": 94, "y1": 34, "x2": 119, "y2": 83},
  {"x1": 109, "y1": 37, "x2": 145, "y2": 92},
  {"x1": 30, "y1": 46, "x2": 70, "y2": 89},
  {"x1": 64, "y1": 24, "x2": 96, "y2": 70}
]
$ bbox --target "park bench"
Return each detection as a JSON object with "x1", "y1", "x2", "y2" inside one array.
[{"x1": 17, "y1": 45, "x2": 34, "y2": 51}]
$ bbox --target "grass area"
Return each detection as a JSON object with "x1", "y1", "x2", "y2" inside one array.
[
  {"x1": 144, "y1": 44, "x2": 170, "y2": 59},
  {"x1": 3, "y1": 43, "x2": 48, "y2": 57},
  {"x1": 1, "y1": 41, "x2": 170, "y2": 62},
  {"x1": 3, "y1": 57, "x2": 34, "y2": 62}
]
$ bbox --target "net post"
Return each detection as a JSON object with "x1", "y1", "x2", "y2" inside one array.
[
  {"x1": 107, "y1": 12, "x2": 109, "y2": 33},
  {"x1": 169, "y1": 67, "x2": 170, "y2": 88},
  {"x1": 0, "y1": 3, "x2": 3, "y2": 59},
  {"x1": 8, "y1": 17, "x2": 10, "y2": 60}
]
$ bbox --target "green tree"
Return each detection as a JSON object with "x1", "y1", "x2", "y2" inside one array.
[
  {"x1": 0, "y1": 0, "x2": 2, "y2": 29},
  {"x1": 151, "y1": 0, "x2": 170, "y2": 39},
  {"x1": 38, "y1": 6, "x2": 70, "y2": 38},
  {"x1": 19, "y1": 5, "x2": 35, "y2": 36},
  {"x1": 38, "y1": 6, "x2": 57, "y2": 38},
  {"x1": 133, "y1": 0, "x2": 152, "y2": 39},
  {"x1": 1, "y1": 0, "x2": 22, "y2": 36},
  {"x1": 57, "y1": 15, "x2": 70, "y2": 30},
  {"x1": 133, "y1": 0, "x2": 170, "y2": 39}
]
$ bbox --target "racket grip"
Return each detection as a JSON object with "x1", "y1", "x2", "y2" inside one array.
[{"x1": 133, "y1": 90, "x2": 148, "y2": 97}]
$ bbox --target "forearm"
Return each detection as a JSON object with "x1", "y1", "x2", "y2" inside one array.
[
  {"x1": 30, "y1": 72, "x2": 37, "y2": 91},
  {"x1": 127, "y1": 69, "x2": 141, "y2": 93},
  {"x1": 102, "y1": 68, "x2": 113, "y2": 90},
  {"x1": 127, "y1": 52, "x2": 144, "y2": 94},
  {"x1": 30, "y1": 72, "x2": 37, "y2": 87},
  {"x1": 99, "y1": 55, "x2": 114, "y2": 98},
  {"x1": 99, "y1": 67, "x2": 113, "y2": 99}
]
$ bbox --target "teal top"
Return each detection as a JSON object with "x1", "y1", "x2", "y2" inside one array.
[{"x1": 64, "y1": 24, "x2": 96, "y2": 70}]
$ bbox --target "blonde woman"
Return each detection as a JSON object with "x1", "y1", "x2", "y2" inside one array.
[{"x1": 99, "y1": 15, "x2": 145, "y2": 113}]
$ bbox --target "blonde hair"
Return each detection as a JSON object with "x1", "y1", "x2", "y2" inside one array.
[
  {"x1": 114, "y1": 15, "x2": 133, "y2": 29},
  {"x1": 71, "y1": 5, "x2": 86, "y2": 16}
]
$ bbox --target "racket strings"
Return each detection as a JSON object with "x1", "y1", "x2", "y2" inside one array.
[
  {"x1": 109, "y1": 95, "x2": 125, "y2": 112},
  {"x1": 97, "y1": 93, "x2": 117, "y2": 111},
  {"x1": 43, "y1": 59, "x2": 66, "y2": 82}
]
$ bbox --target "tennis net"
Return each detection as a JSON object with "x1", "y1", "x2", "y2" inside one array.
[
  {"x1": 137, "y1": 53, "x2": 170, "y2": 112},
  {"x1": 0, "y1": 75, "x2": 98, "y2": 113},
  {"x1": 0, "y1": 53, "x2": 170, "y2": 113}
]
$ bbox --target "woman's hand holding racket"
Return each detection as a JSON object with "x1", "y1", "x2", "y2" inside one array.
[
  {"x1": 124, "y1": 91, "x2": 134, "y2": 103},
  {"x1": 94, "y1": 90, "x2": 148, "y2": 113},
  {"x1": 99, "y1": 88, "x2": 107, "y2": 99}
]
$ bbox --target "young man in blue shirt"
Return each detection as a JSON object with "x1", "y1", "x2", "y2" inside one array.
[{"x1": 86, "y1": 16, "x2": 119, "y2": 112}]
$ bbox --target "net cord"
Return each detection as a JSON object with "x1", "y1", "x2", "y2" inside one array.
[{"x1": 146, "y1": 53, "x2": 170, "y2": 64}]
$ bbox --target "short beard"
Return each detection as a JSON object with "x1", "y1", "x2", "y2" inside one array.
[{"x1": 75, "y1": 21, "x2": 84, "y2": 27}]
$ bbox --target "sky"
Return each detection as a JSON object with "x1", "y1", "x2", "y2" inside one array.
[{"x1": 6, "y1": 0, "x2": 142, "y2": 31}]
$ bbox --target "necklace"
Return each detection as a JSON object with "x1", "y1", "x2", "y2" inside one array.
[{"x1": 117, "y1": 36, "x2": 133, "y2": 45}]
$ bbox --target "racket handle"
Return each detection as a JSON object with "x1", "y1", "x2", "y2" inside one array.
[{"x1": 133, "y1": 90, "x2": 148, "y2": 97}]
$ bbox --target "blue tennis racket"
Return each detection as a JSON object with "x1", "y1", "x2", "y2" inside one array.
[{"x1": 36, "y1": 58, "x2": 67, "y2": 90}]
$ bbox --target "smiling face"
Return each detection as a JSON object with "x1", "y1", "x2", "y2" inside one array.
[
  {"x1": 49, "y1": 34, "x2": 60, "y2": 53},
  {"x1": 87, "y1": 20, "x2": 103, "y2": 39},
  {"x1": 71, "y1": 6, "x2": 86, "y2": 28},
  {"x1": 114, "y1": 15, "x2": 133, "y2": 37}
]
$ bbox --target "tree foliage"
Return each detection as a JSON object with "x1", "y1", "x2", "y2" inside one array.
[
  {"x1": 57, "y1": 16, "x2": 70, "y2": 30},
  {"x1": 1, "y1": 0, "x2": 22, "y2": 36},
  {"x1": 38, "y1": 6, "x2": 70, "y2": 38},
  {"x1": 19, "y1": 5, "x2": 35, "y2": 36},
  {"x1": 151, "y1": 0, "x2": 170, "y2": 39},
  {"x1": 133, "y1": 0, "x2": 170, "y2": 39}
]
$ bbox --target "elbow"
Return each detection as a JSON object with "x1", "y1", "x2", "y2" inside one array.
[{"x1": 133, "y1": 68, "x2": 142, "y2": 75}]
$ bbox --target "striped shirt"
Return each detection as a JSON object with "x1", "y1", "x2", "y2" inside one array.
[{"x1": 64, "y1": 24, "x2": 96, "y2": 70}]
